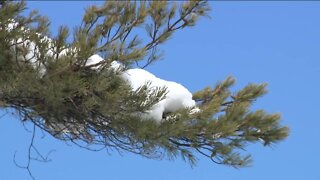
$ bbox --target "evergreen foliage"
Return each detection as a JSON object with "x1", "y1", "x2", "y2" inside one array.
[{"x1": 0, "y1": 1, "x2": 288, "y2": 167}]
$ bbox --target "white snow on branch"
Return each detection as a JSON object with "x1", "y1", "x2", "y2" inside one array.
[
  {"x1": 87, "y1": 55, "x2": 198, "y2": 122},
  {"x1": 122, "y1": 67, "x2": 195, "y2": 121}
]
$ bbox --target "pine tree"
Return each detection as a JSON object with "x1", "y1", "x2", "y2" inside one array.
[{"x1": 0, "y1": 1, "x2": 288, "y2": 168}]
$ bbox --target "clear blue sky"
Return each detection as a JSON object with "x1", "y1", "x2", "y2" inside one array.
[{"x1": 1, "y1": 1, "x2": 320, "y2": 180}]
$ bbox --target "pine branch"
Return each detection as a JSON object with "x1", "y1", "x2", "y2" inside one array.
[{"x1": 0, "y1": 0, "x2": 289, "y2": 172}]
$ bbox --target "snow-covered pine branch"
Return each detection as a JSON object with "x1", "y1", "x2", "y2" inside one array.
[{"x1": 0, "y1": 1, "x2": 288, "y2": 169}]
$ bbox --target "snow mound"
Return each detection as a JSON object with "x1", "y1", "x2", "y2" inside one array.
[
  {"x1": 88, "y1": 55, "x2": 197, "y2": 122},
  {"x1": 122, "y1": 68, "x2": 196, "y2": 122}
]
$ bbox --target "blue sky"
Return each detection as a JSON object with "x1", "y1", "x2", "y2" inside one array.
[{"x1": 1, "y1": 1, "x2": 320, "y2": 180}]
